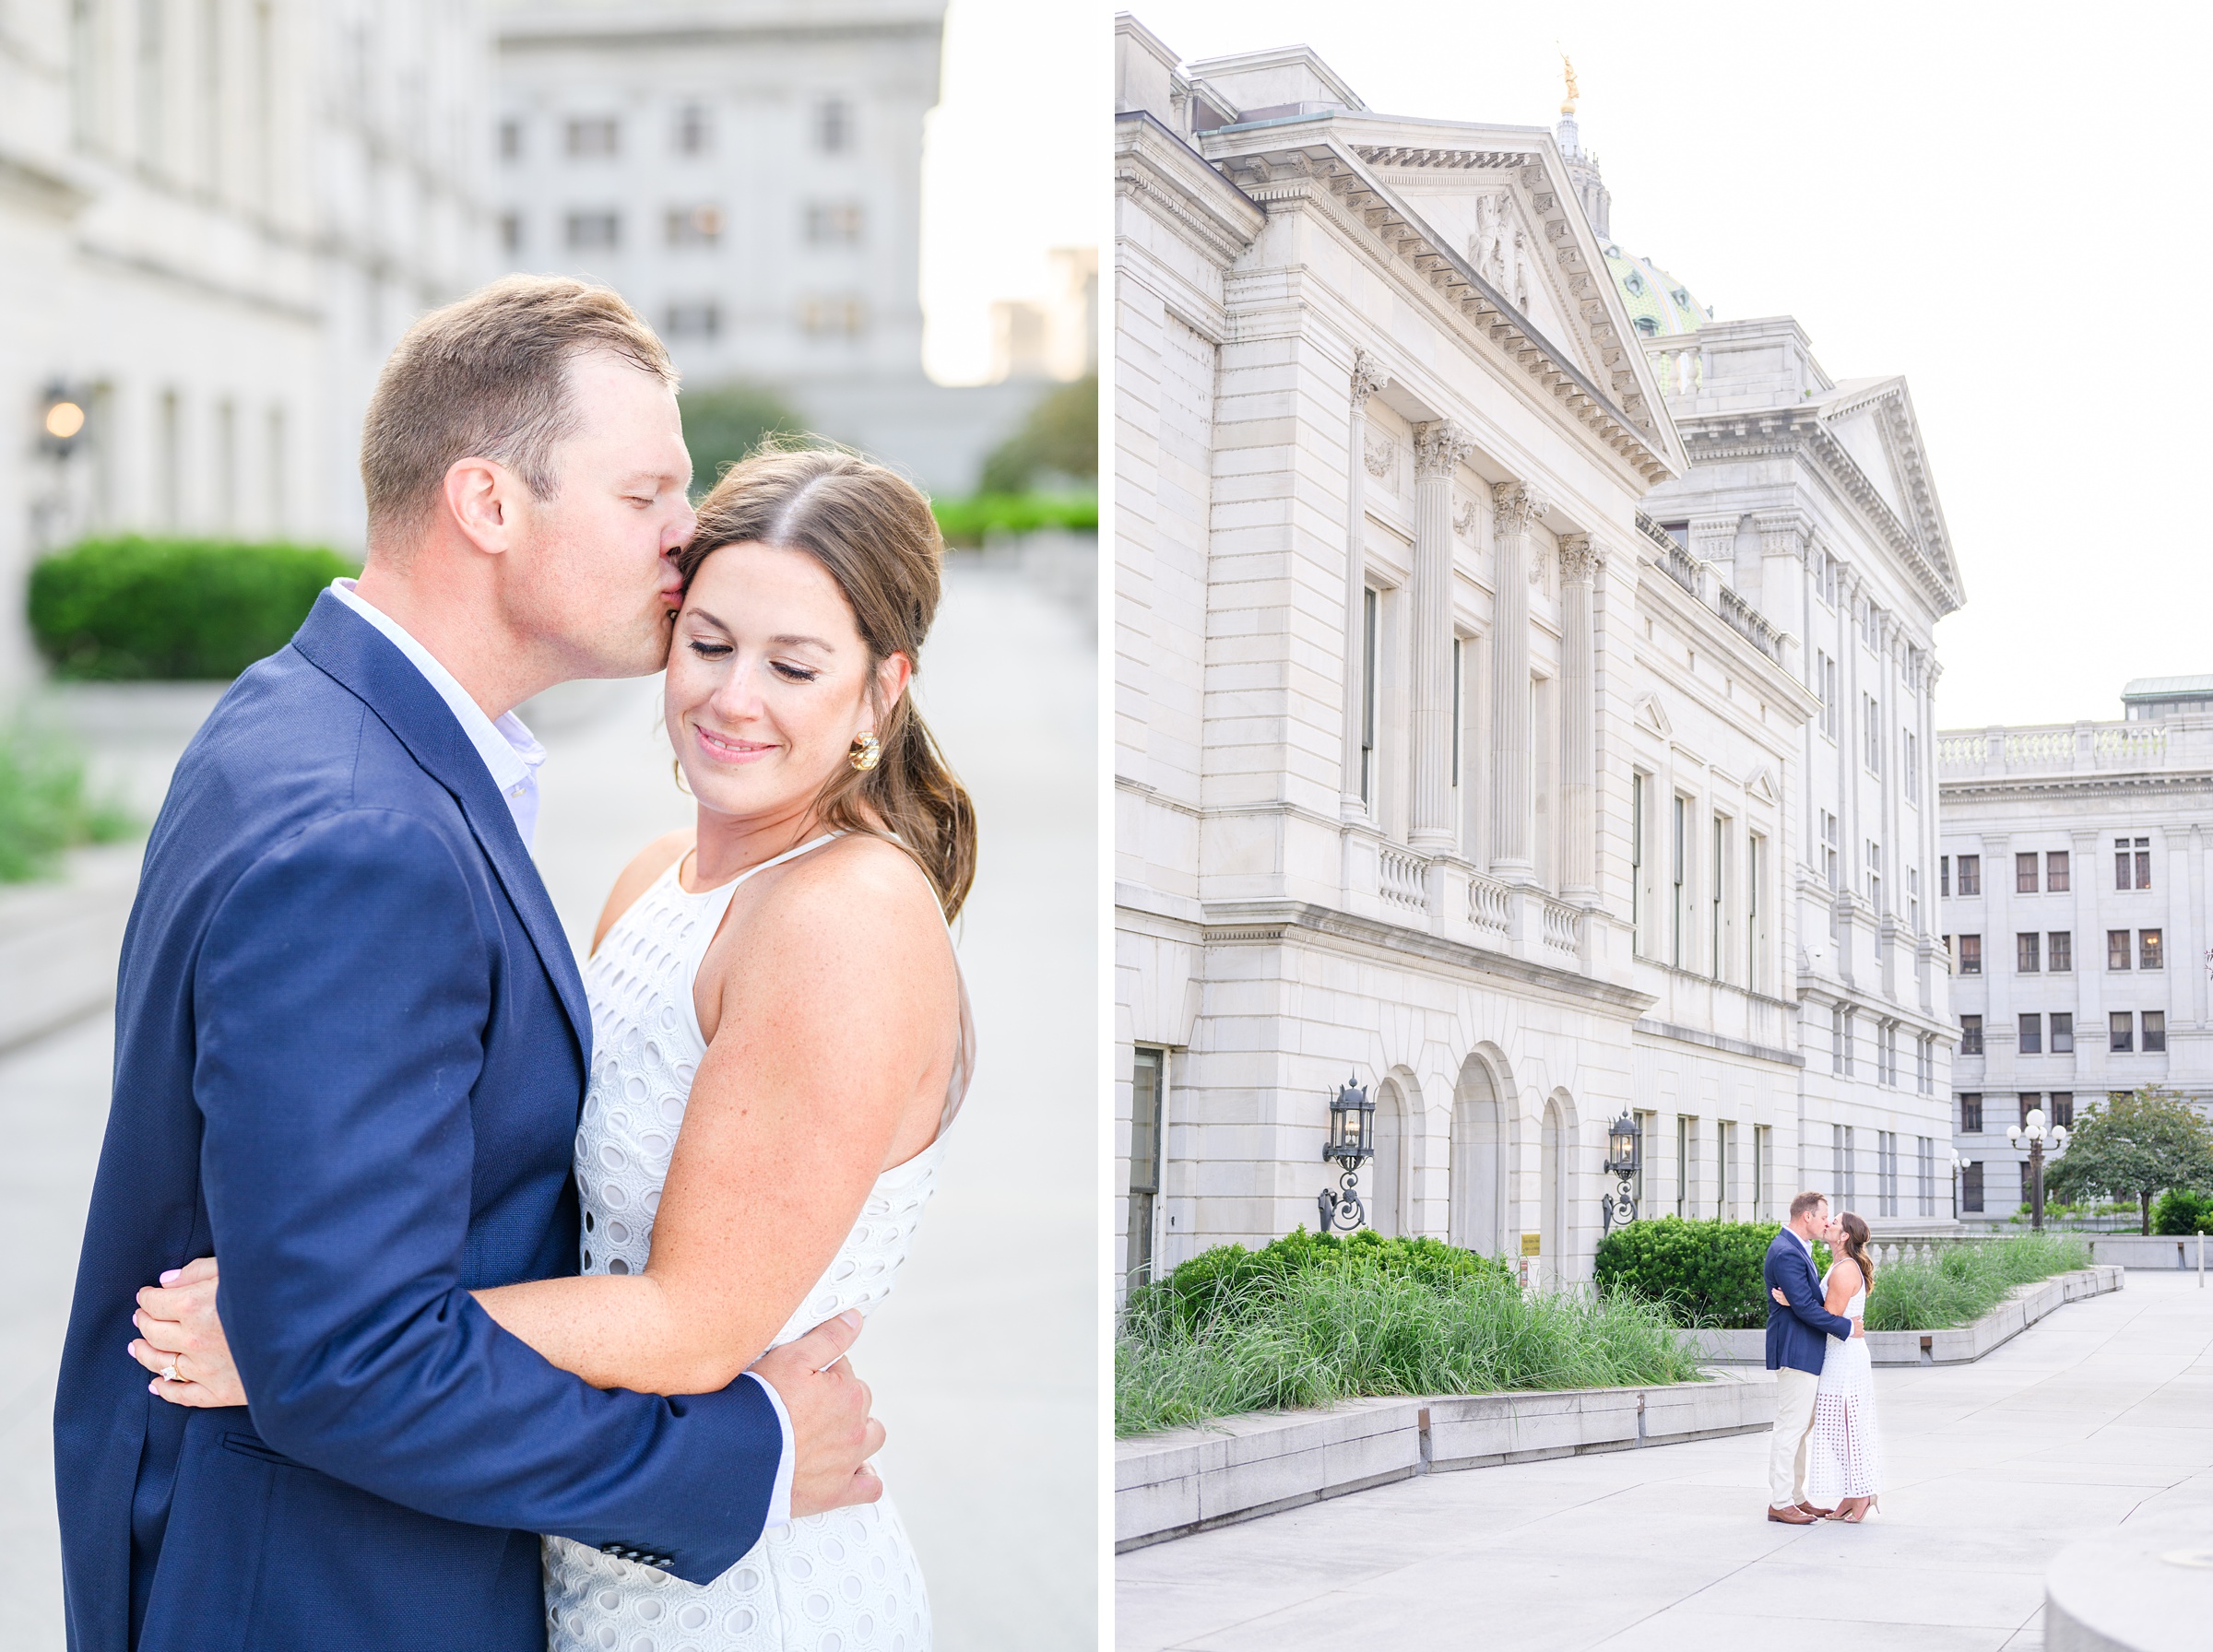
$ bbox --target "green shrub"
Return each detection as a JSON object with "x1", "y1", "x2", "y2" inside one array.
[
  {"x1": 979, "y1": 374, "x2": 1097, "y2": 493},
  {"x1": 2152, "y1": 1189, "x2": 2213, "y2": 1235},
  {"x1": 1131, "y1": 1226, "x2": 1514, "y2": 1333},
  {"x1": 0, "y1": 722, "x2": 138, "y2": 882},
  {"x1": 1862, "y1": 1233, "x2": 2089, "y2": 1330},
  {"x1": 1593, "y1": 1218, "x2": 1829, "y2": 1329},
  {"x1": 30, "y1": 537, "x2": 358, "y2": 680},
  {"x1": 1117, "y1": 1263, "x2": 1703, "y2": 1436},
  {"x1": 679, "y1": 382, "x2": 810, "y2": 498},
  {"x1": 929, "y1": 491, "x2": 1097, "y2": 548}
]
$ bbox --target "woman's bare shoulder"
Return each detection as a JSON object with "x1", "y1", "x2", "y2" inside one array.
[
  {"x1": 591, "y1": 828, "x2": 695, "y2": 953},
  {"x1": 750, "y1": 833, "x2": 950, "y2": 962}
]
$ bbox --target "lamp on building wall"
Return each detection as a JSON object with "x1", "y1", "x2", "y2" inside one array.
[
  {"x1": 1601, "y1": 1109, "x2": 1642, "y2": 1233},
  {"x1": 1317, "y1": 1076, "x2": 1374, "y2": 1233},
  {"x1": 38, "y1": 382, "x2": 89, "y2": 459},
  {"x1": 2005, "y1": 1107, "x2": 2069, "y2": 1230}
]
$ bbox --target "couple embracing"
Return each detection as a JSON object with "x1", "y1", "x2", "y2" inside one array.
[
  {"x1": 1764, "y1": 1190, "x2": 1883, "y2": 1525},
  {"x1": 54, "y1": 277, "x2": 974, "y2": 1652}
]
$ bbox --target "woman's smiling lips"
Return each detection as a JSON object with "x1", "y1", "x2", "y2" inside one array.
[{"x1": 693, "y1": 724, "x2": 776, "y2": 763}]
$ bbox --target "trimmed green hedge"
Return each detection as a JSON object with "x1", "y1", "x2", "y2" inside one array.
[
  {"x1": 1594, "y1": 1217, "x2": 1829, "y2": 1330},
  {"x1": 2153, "y1": 1189, "x2": 2213, "y2": 1235},
  {"x1": 929, "y1": 491, "x2": 1096, "y2": 548},
  {"x1": 1131, "y1": 1227, "x2": 1516, "y2": 1333},
  {"x1": 29, "y1": 537, "x2": 357, "y2": 680}
]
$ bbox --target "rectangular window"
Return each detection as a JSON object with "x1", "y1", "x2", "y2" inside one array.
[
  {"x1": 805, "y1": 199, "x2": 866, "y2": 245},
  {"x1": 2111, "y1": 1011, "x2": 2135, "y2": 1053},
  {"x1": 1748, "y1": 832, "x2": 1765, "y2": 989},
  {"x1": 1716, "y1": 1121, "x2": 1734, "y2": 1220},
  {"x1": 1359, "y1": 587, "x2": 1379, "y2": 809},
  {"x1": 663, "y1": 301, "x2": 720, "y2": 339},
  {"x1": 499, "y1": 117, "x2": 522, "y2": 160},
  {"x1": 2051, "y1": 1012, "x2": 2074, "y2": 1054},
  {"x1": 2050, "y1": 931, "x2": 2072, "y2": 973},
  {"x1": 498, "y1": 212, "x2": 522, "y2": 254},
  {"x1": 2144, "y1": 1011, "x2": 2166, "y2": 1053},
  {"x1": 1127, "y1": 1048, "x2": 1164, "y2": 1287},
  {"x1": 1960, "y1": 1015, "x2": 1983, "y2": 1056},
  {"x1": 1866, "y1": 840, "x2": 1882, "y2": 913},
  {"x1": 1821, "y1": 810, "x2": 1840, "y2": 890},
  {"x1": 2018, "y1": 1013, "x2": 2042, "y2": 1055},
  {"x1": 1631, "y1": 773, "x2": 1646, "y2": 954},
  {"x1": 1881, "y1": 1131, "x2": 1899, "y2": 1217},
  {"x1": 1962, "y1": 1161, "x2": 1984, "y2": 1213},
  {"x1": 1831, "y1": 1005, "x2": 1846, "y2": 1074},
  {"x1": 2109, "y1": 929, "x2": 2132, "y2": 971},
  {"x1": 1840, "y1": 1009, "x2": 1856, "y2": 1077},
  {"x1": 1711, "y1": 816, "x2": 1725, "y2": 981},
  {"x1": 2047, "y1": 850, "x2": 2070, "y2": 891},
  {"x1": 565, "y1": 115, "x2": 620, "y2": 158},
  {"x1": 666, "y1": 204, "x2": 724, "y2": 247},
  {"x1": 1633, "y1": 1110, "x2": 1656, "y2": 1209},
  {"x1": 1959, "y1": 934, "x2": 1982, "y2": 975},
  {"x1": 1816, "y1": 651, "x2": 1840, "y2": 738},
  {"x1": 1919, "y1": 1135, "x2": 1935, "y2": 1216},
  {"x1": 815, "y1": 95, "x2": 853, "y2": 154},
  {"x1": 1960, "y1": 1093, "x2": 1983, "y2": 1132},
  {"x1": 1675, "y1": 1115, "x2": 1692, "y2": 1219},
  {"x1": 2017, "y1": 852, "x2": 2039, "y2": 894},
  {"x1": 1941, "y1": 855, "x2": 1951, "y2": 897},
  {"x1": 1754, "y1": 1125, "x2": 1771, "y2": 1220},
  {"x1": 565, "y1": 210, "x2": 620, "y2": 250},
  {"x1": 1958, "y1": 855, "x2": 1981, "y2": 896},
  {"x1": 1864, "y1": 693, "x2": 1882, "y2": 773},
  {"x1": 2050, "y1": 1093, "x2": 2075, "y2": 1127},
  {"x1": 1908, "y1": 865, "x2": 1920, "y2": 935},
  {"x1": 2141, "y1": 929, "x2": 2163, "y2": 971},
  {"x1": 1673, "y1": 796, "x2": 1687, "y2": 970},
  {"x1": 2118, "y1": 836, "x2": 2151, "y2": 890},
  {"x1": 2019, "y1": 1094, "x2": 2041, "y2": 1129},
  {"x1": 1841, "y1": 1125, "x2": 1857, "y2": 1203},
  {"x1": 2018, "y1": 932, "x2": 2041, "y2": 973},
  {"x1": 674, "y1": 103, "x2": 711, "y2": 155},
  {"x1": 1450, "y1": 638, "x2": 1464, "y2": 791},
  {"x1": 1904, "y1": 731, "x2": 1919, "y2": 801}
]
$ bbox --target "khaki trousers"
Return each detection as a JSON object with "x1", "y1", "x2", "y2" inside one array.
[{"x1": 1769, "y1": 1366, "x2": 1821, "y2": 1508}]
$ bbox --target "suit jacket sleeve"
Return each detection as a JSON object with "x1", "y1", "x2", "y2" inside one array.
[
  {"x1": 194, "y1": 808, "x2": 776, "y2": 1584},
  {"x1": 1771, "y1": 1245, "x2": 1855, "y2": 1342}
]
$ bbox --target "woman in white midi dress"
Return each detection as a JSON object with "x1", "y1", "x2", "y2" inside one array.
[{"x1": 1805, "y1": 1210, "x2": 1881, "y2": 1521}]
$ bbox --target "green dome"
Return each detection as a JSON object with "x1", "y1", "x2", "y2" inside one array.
[{"x1": 1601, "y1": 242, "x2": 1709, "y2": 339}]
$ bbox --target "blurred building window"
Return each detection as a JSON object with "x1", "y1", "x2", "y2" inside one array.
[
  {"x1": 266, "y1": 404, "x2": 287, "y2": 534},
  {"x1": 665, "y1": 301, "x2": 719, "y2": 339},
  {"x1": 675, "y1": 103, "x2": 711, "y2": 155},
  {"x1": 499, "y1": 213, "x2": 522, "y2": 254},
  {"x1": 814, "y1": 96, "x2": 852, "y2": 154},
  {"x1": 666, "y1": 204, "x2": 723, "y2": 247},
  {"x1": 566, "y1": 116, "x2": 619, "y2": 159},
  {"x1": 138, "y1": 0, "x2": 167, "y2": 169},
  {"x1": 799, "y1": 293, "x2": 867, "y2": 336},
  {"x1": 565, "y1": 210, "x2": 619, "y2": 250},
  {"x1": 500, "y1": 118, "x2": 523, "y2": 161},
  {"x1": 805, "y1": 200, "x2": 864, "y2": 244}
]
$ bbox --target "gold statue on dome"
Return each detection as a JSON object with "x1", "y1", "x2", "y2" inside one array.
[{"x1": 1561, "y1": 53, "x2": 1579, "y2": 115}]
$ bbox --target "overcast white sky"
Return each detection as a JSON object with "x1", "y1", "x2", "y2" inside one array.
[
  {"x1": 917, "y1": 0, "x2": 1104, "y2": 386},
  {"x1": 1123, "y1": 0, "x2": 2213, "y2": 730}
]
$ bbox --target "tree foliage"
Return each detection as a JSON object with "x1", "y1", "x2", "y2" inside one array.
[
  {"x1": 679, "y1": 381, "x2": 810, "y2": 498},
  {"x1": 979, "y1": 373, "x2": 1097, "y2": 493},
  {"x1": 2045, "y1": 1086, "x2": 2213, "y2": 1233}
]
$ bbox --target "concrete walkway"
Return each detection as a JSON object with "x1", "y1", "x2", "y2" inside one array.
[
  {"x1": 1118, "y1": 1275, "x2": 2213, "y2": 1651},
  {"x1": 0, "y1": 559, "x2": 1097, "y2": 1650}
]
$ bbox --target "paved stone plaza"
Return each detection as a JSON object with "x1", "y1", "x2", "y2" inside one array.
[
  {"x1": 1118, "y1": 1275, "x2": 2213, "y2": 1651},
  {"x1": 0, "y1": 560, "x2": 1096, "y2": 1649}
]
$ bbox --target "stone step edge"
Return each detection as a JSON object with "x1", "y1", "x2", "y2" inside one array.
[
  {"x1": 1685, "y1": 1266, "x2": 2124, "y2": 1368},
  {"x1": 1114, "y1": 1370, "x2": 1776, "y2": 1552}
]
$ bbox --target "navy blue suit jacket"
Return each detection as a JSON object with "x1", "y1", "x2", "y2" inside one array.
[
  {"x1": 54, "y1": 595, "x2": 782, "y2": 1652},
  {"x1": 1763, "y1": 1228, "x2": 1855, "y2": 1375}
]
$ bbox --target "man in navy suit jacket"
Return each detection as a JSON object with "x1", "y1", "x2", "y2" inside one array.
[
  {"x1": 54, "y1": 277, "x2": 884, "y2": 1652},
  {"x1": 1762, "y1": 1190, "x2": 1862, "y2": 1523}
]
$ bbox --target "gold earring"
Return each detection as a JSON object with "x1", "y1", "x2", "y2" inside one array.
[
  {"x1": 672, "y1": 757, "x2": 692, "y2": 795},
  {"x1": 848, "y1": 731, "x2": 882, "y2": 772}
]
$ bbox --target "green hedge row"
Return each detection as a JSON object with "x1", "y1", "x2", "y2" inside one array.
[
  {"x1": 1593, "y1": 1217, "x2": 1830, "y2": 1329},
  {"x1": 1130, "y1": 1227, "x2": 1517, "y2": 1333},
  {"x1": 29, "y1": 537, "x2": 357, "y2": 680},
  {"x1": 929, "y1": 491, "x2": 1096, "y2": 548},
  {"x1": 2153, "y1": 1189, "x2": 2213, "y2": 1235}
]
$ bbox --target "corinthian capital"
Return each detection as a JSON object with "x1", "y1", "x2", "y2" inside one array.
[
  {"x1": 1413, "y1": 419, "x2": 1473, "y2": 479},
  {"x1": 1557, "y1": 533, "x2": 1603, "y2": 584},
  {"x1": 1491, "y1": 478, "x2": 1553, "y2": 537},
  {"x1": 1350, "y1": 348, "x2": 1387, "y2": 409}
]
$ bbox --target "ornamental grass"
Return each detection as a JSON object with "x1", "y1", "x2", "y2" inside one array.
[
  {"x1": 1861, "y1": 1233, "x2": 2092, "y2": 1332},
  {"x1": 1115, "y1": 1263, "x2": 1704, "y2": 1438}
]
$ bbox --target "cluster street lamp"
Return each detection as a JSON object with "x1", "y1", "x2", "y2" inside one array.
[
  {"x1": 2006, "y1": 1106, "x2": 2069, "y2": 1230},
  {"x1": 1317, "y1": 1076, "x2": 1375, "y2": 1233},
  {"x1": 1600, "y1": 1110, "x2": 1641, "y2": 1234},
  {"x1": 1947, "y1": 1147, "x2": 1966, "y2": 1221}
]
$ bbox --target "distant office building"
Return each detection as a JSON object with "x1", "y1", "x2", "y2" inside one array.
[
  {"x1": 990, "y1": 247, "x2": 1099, "y2": 384},
  {"x1": 1939, "y1": 681, "x2": 2213, "y2": 1221}
]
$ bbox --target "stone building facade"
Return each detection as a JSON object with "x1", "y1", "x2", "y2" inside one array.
[
  {"x1": 0, "y1": 0, "x2": 489, "y2": 695},
  {"x1": 1113, "y1": 16, "x2": 1969, "y2": 1300},
  {"x1": 1939, "y1": 682, "x2": 2213, "y2": 1222}
]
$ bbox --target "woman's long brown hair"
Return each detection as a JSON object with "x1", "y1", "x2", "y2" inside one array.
[
  {"x1": 675, "y1": 442, "x2": 977, "y2": 921},
  {"x1": 1836, "y1": 1210, "x2": 1876, "y2": 1296}
]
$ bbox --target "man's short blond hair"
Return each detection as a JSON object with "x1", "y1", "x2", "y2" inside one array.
[
  {"x1": 360, "y1": 275, "x2": 676, "y2": 544},
  {"x1": 1788, "y1": 1190, "x2": 1828, "y2": 1220}
]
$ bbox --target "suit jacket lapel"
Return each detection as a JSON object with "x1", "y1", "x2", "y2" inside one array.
[{"x1": 290, "y1": 594, "x2": 593, "y2": 1068}]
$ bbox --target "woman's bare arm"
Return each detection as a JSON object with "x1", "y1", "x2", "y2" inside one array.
[{"x1": 472, "y1": 837, "x2": 956, "y2": 1394}]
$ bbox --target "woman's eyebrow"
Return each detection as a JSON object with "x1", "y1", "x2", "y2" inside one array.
[{"x1": 771, "y1": 633, "x2": 835, "y2": 651}]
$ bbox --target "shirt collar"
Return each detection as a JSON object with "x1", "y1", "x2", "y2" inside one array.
[
  {"x1": 329, "y1": 578, "x2": 546, "y2": 843},
  {"x1": 1790, "y1": 1225, "x2": 1814, "y2": 1254}
]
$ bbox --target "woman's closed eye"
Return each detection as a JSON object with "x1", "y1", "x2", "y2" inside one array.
[
  {"x1": 771, "y1": 661, "x2": 820, "y2": 683},
  {"x1": 687, "y1": 639, "x2": 734, "y2": 660}
]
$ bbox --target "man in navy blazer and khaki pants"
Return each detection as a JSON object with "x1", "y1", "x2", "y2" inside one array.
[
  {"x1": 54, "y1": 277, "x2": 885, "y2": 1651},
  {"x1": 1764, "y1": 1189, "x2": 1862, "y2": 1523}
]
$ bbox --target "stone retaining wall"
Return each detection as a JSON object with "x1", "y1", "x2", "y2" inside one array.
[
  {"x1": 1685, "y1": 1266, "x2": 2124, "y2": 1365},
  {"x1": 2088, "y1": 1234, "x2": 2212, "y2": 1272},
  {"x1": 1115, "y1": 1369, "x2": 1776, "y2": 1552}
]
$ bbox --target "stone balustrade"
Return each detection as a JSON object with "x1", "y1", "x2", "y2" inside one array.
[{"x1": 1937, "y1": 716, "x2": 2213, "y2": 780}]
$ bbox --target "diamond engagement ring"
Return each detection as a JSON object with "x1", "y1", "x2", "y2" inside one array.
[{"x1": 160, "y1": 1363, "x2": 178, "y2": 1383}]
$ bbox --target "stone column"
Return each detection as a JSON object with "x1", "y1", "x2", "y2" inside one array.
[
  {"x1": 1557, "y1": 534, "x2": 1601, "y2": 905},
  {"x1": 1341, "y1": 349, "x2": 1386, "y2": 820},
  {"x1": 1410, "y1": 419, "x2": 1472, "y2": 851},
  {"x1": 1488, "y1": 480, "x2": 1548, "y2": 884}
]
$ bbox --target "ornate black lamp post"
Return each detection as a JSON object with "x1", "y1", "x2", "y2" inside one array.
[
  {"x1": 1317, "y1": 1076, "x2": 1375, "y2": 1233},
  {"x1": 1600, "y1": 1109, "x2": 1641, "y2": 1234},
  {"x1": 2006, "y1": 1106, "x2": 2069, "y2": 1231}
]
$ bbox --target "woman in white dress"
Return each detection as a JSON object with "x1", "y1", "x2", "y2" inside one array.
[
  {"x1": 133, "y1": 445, "x2": 976, "y2": 1649},
  {"x1": 1793, "y1": 1210, "x2": 1882, "y2": 1522}
]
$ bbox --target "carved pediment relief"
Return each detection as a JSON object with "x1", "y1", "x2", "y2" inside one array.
[
  {"x1": 1745, "y1": 765, "x2": 1780, "y2": 805},
  {"x1": 1632, "y1": 692, "x2": 1673, "y2": 739}
]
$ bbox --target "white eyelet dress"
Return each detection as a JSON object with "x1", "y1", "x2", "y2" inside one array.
[
  {"x1": 1805, "y1": 1270, "x2": 1880, "y2": 1504},
  {"x1": 543, "y1": 832, "x2": 973, "y2": 1652}
]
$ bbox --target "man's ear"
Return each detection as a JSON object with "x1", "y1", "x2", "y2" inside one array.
[{"x1": 443, "y1": 456, "x2": 524, "y2": 557}]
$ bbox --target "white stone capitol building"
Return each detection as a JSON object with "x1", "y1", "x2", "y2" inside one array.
[{"x1": 1113, "y1": 16, "x2": 1967, "y2": 1297}]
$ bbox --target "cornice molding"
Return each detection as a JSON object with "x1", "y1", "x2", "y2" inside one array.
[{"x1": 1114, "y1": 112, "x2": 1265, "y2": 270}]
